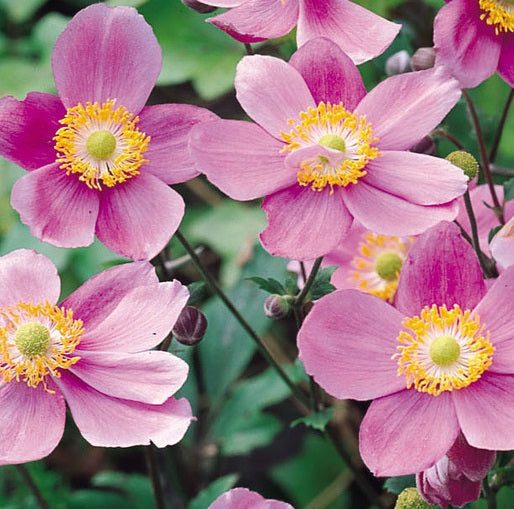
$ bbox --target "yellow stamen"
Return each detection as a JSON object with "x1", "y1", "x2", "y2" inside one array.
[
  {"x1": 395, "y1": 304, "x2": 494, "y2": 396},
  {"x1": 479, "y1": 0, "x2": 514, "y2": 34},
  {"x1": 0, "y1": 302, "x2": 84, "y2": 393},
  {"x1": 54, "y1": 99, "x2": 150, "y2": 191}
]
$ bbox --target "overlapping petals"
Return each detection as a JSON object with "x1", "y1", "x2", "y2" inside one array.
[{"x1": 209, "y1": 487, "x2": 293, "y2": 509}]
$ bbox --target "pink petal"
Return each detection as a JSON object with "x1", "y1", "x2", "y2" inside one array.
[
  {"x1": 0, "y1": 93, "x2": 65, "y2": 171},
  {"x1": 95, "y1": 173, "x2": 184, "y2": 260},
  {"x1": 491, "y1": 217, "x2": 514, "y2": 269},
  {"x1": 57, "y1": 372, "x2": 193, "y2": 448},
  {"x1": 360, "y1": 390, "x2": 459, "y2": 476},
  {"x1": 343, "y1": 181, "x2": 460, "y2": 236},
  {"x1": 448, "y1": 434, "x2": 496, "y2": 481},
  {"x1": 202, "y1": 0, "x2": 244, "y2": 6},
  {"x1": 79, "y1": 280, "x2": 189, "y2": 353},
  {"x1": 52, "y1": 4, "x2": 161, "y2": 113},
  {"x1": 235, "y1": 55, "x2": 315, "y2": 138},
  {"x1": 298, "y1": 289, "x2": 406, "y2": 400},
  {"x1": 11, "y1": 163, "x2": 99, "y2": 248},
  {"x1": 138, "y1": 104, "x2": 218, "y2": 185},
  {"x1": 0, "y1": 250, "x2": 60, "y2": 308},
  {"x1": 0, "y1": 382, "x2": 65, "y2": 465},
  {"x1": 260, "y1": 185, "x2": 353, "y2": 260},
  {"x1": 209, "y1": 488, "x2": 293, "y2": 509},
  {"x1": 70, "y1": 350, "x2": 188, "y2": 405},
  {"x1": 434, "y1": 0, "x2": 500, "y2": 89},
  {"x1": 297, "y1": 0, "x2": 401, "y2": 64},
  {"x1": 364, "y1": 151, "x2": 467, "y2": 205},
  {"x1": 498, "y1": 37, "x2": 514, "y2": 87},
  {"x1": 207, "y1": 0, "x2": 298, "y2": 44},
  {"x1": 62, "y1": 261, "x2": 158, "y2": 331},
  {"x1": 395, "y1": 221, "x2": 486, "y2": 316},
  {"x1": 355, "y1": 67, "x2": 461, "y2": 151},
  {"x1": 190, "y1": 119, "x2": 296, "y2": 200},
  {"x1": 454, "y1": 372, "x2": 514, "y2": 450},
  {"x1": 289, "y1": 37, "x2": 366, "y2": 110}
]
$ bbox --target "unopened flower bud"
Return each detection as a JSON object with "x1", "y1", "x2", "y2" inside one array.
[
  {"x1": 411, "y1": 47, "x2": 435, "y2": 71},
  {"x1": 410, "y1": 135, "x2": 436, "y2": 156},
  {"x1": 395, "y1": 488, "x2": 433, "y2": 509},
  {"x1": 385, "y1": 50, "x2": 411, "y2": 75},
  {"x1": 172, "y1": 306, "x2": 208, "y2": 345},
  {"x1": 445, "y1": 151, "x2": 479, "y2": 181},
  {"x1": 264, "y1": 294, "x2": 294, "y2": 320},
  {"x1": 181, "y1": 0, "x2": 217, "y2": 14}
]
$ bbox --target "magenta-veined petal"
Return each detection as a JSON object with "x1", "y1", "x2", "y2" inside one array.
[
  {"x1": 0, "y1": 93, "x2": 65, "y2": 171},
  {"x1": 11, "y1": 163, "x2": 99, "y2": 248},
  {"x1": 297, "y1": 0, "x2": 401, "y2": 65},
  {"x1": 355, "y1": 67, "x2": 461, "y2": 151},
  {"x1": 70, "y1": 350, "x2": 188, "y2": 405},
  {"x1": 298, "y1": 289, "x2": 406, "y2": 400},
  {"x1": 52, "y1": 3, "x2": 161, "y2": 113},
  {"x1": 95, "y1": 173, "x2": 184, "y2": 261},
  {"x1": 454, "y1": 372, "x2": 514, "y2": 450},
  {"x1": 448, "y1": 434, "x2": 496, "y2": 481},
  {"x1": 79, "y1": 279, "x2": 189, "y2": 353},
  {"x1": 138, "y1": 104, "x2": 218, "y2": 185},
  {"x1": 260, "y1": 185, "x2": 353, "y2": 260},
  {"x1": 190, "y1": 119, "x2": 296, "y2": 200},
  {"x1": 289, "y1": 37, "x2": 366, "y2": 110},
  {"x1": 498, "y1": 37, "x2": 514, "y2": 87},
  {"x1": 57, "y1": 372, "x2": 193, "y2": 448},
  {"x1": 0, "y1": 382, "x2": 65, "y2": 465},
  {"x1": 209, "y1": 488, "x2": 293, "y2": 509},
  {"x1": 235, "y1": 55, "x2": 315, "y2": 138},
  {"x1": 360, "y1": 390, "x2": 459, "y2": 476}
]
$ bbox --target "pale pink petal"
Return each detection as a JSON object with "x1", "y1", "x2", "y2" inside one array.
[
  {"x1": 95, "y1": 173, "x2": 184, "y2": 260},
  {"x1": 61, "y1": 262, "x2": 157, "y2": 331},
  {"x1": 260, "y1": 185, "x2": 353, "y2": 260},
  {"x1": 491, "y1": 217, "x2": 514, "y2": 269},
  {"x1": 297, "y1": 0, "x2": 401, "y2": 65},
  {"x1": 355, "y1": 67, "x2": 461, "y2": 151},
  {"x1": 298, "y1": 289, "x2": 406, "y2": 400},
  {"x1": 0, "y1": 382, "x2": 65, "y2": 465},
  {"x1": 343, "y1": 181, "x2": 459, "y2": 236},
  {"x1": 364, "y1": 151, "x2": 467, "y2": 205},
  {"x1": 57, "y1": 372, "x2": 193, "y2": 448},
  {"x1": 70, "y1": 350, "x2": 188, "y2": 405},
  {"x1": 138, "y1": 104, "x2": 218, "y2": 185},
  {"x1": 202, "y1": 0, "x2": 244, "y2": 6},
  {"x1": 190, "y1": 120, "x2": 295, "y2": 200},
  {"x1": 0, "y1": 250, "x2": 60, "y2": 308},
  {"x1": 0, "y1": 93, "x2": 65, "y2": 171},
  {"x1": 52, "y1": 3, "x2": 161, "y2": 112},
  {"x1": 209, "y1": 488, "x2": 293, "y2": 509},
  {"x1": 11, "y1": 163, "x2": 99, "y2": 248},
  {"x1": 498, "y1": 36, "x2": 514, "y2": 87},
  {"x1": 235, "y1": 55, "x2": 315, "y2": 138},
  {"x1": 434, "y1": 0, "x2": 500, "y2": 89},
  {"x1": 454, "y1": 372, "x2": 514, "y2": 450},
  {"x1": 208, "y1": 0, "x2": 298, "y2": 44},
  {"x1": 289, "y1": 37, "x2": 366, "y2": 109},
  {"x1": 79, "y1": 280, "x2": 189, "y2": 353},
  {"x1": 395, "y1": 222, "x2": 486, "y2": 316},
  {"x1": 360, "y1": 390, "x2": 459, "y2": 476}
]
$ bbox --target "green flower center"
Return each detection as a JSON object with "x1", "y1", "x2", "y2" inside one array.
[
  {"x1": 429, "y1": 335, "x2": 461, "y2": 367},
  {"x1": 375, "y1": 251, "x2": 403, "y2": 281},
  {"x1": 14, "y1": 322, "x2": 51, "y2": 358},
  {"x1": 86, "y1": 130, "x2": 117, "y2": 160},
  {"x1": 318, "y1": 134, "x2": 346, "y2": 152}
]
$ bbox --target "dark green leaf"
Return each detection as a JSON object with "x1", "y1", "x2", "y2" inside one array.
[
  {"x1": 489, "y1": 225, "x2": 503, "y2": 243},
  {"x1": 187, "y1": 281, "x2": 207, "y2": 306},
  {"x1": 246, "y1": 276, "x2": 286, "y2": 295},
  {"x1": 291, "y1": 407, "x2": 335, "y2": 432},
  {"x1": 504, "y1": 178, "x2": 514, "y2": 202},
  {"x1": 188, "y1": 474, "x2": 239, "y2": 509},
  {"x1": 310, "y1": 266, "x2": 338, "y2": 300},
  {"x1": 383, "y1": 475, "x2": 416, "y2": 495}
]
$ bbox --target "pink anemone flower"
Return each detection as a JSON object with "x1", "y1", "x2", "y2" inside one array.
[
  {"x1": 491, "y1": 216, "x2": 514, "y2": 269},
  {"x1": 0, "y1": 3, "x2": 215, "y2": 260},
  {"x1": 434, "y1": 0, "x2": 514, "y2": 88},
  {"x1": 200, "y1": 0, "x2": 400, "y2": 65},
  {"x1": 191, "y1": 37, "x2": 468, "y2": 260},
  {"x1": 0, "y1": 249, "x2": 193, "y2": 464},
  {"x1": 298, "y1": 221, "x2": 514, "y2": 475},
  {"x1": 209, "y1": 487, "x2": 293, "y2": 508}
]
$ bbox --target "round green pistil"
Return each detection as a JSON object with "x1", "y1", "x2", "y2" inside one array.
[
  {"x1": 429, "y1": 335, "x2": 461, "y2": 367},
  {"x1": 318, "y1": 134, "x2": 346, "y2": 152},
  {"x1": 86, "y1": 130, "x2": 116, "y2": 160},
  {"x1": 375, "y1": 251, "x2": 403, "y2": 281},
  {"x1": 14, "y1": 322, "x2": 51, "y2": 358}
]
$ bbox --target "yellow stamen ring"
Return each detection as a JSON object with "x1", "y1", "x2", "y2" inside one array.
[
  {"x1": 479, "y1": 0, "x2": 514, "y2": 34},
  {"x1": 54, "y1": 99, "x2": 150, "y2": 191},
  {"x1": 395, "y1": 304, "x2": 494, "y2": 396},
  {"x1": 0, "y1": 302, "x2": 84, "y2": 393}
]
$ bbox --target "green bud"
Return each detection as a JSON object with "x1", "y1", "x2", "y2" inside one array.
[
  {"x1": 395, "y1": 488, "x2": 433, "y2": 509},
  {"x1": 445, "y1": 151, "x2": 479, "y2": 181},
  {"x1": 264, "y1": 294, "x2": 294, "y2": 320}
]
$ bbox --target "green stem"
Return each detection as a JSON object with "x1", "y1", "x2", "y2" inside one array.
[
  {"x1": 489, "y1": 87, "x2": 514, "y2": 164},
  {"x1": 244, "y1": 43, "x2": 253, "y2": 55},
  {"x1": 433, "y1": 129, "x2": 465, "y2": 151},
  {"x1": 15, "y1": 464, "x2": 50, "y2": 509},
  {"x1": 295, "y1": 257, "x2": 323, "y2": 310},
  {"x1": 145, "y1": 445, "x2": 166, "y2": 509},
  {"x1": 175, "y1": 229, "x2": 309, "y2": 408}
]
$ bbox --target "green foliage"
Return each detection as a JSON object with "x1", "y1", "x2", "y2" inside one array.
[
  {"x1": 504, "y1": 178, "x2": 514, "y2": 202},
  {"x1": 383, "y1": 475, "x2": 416, "y2": 495},
  {"x1": 188, "y1": 474, "x2": 239, "y2": 509},
  {"x1": 246, "y1": 276, "x2": 287, "y2": 296},
  {"x1": 291, "y1": 407, "x2": 335, "y2": 432},
  {"x1": 309, "y1": 266, "x2": 338, "y2": 300}
]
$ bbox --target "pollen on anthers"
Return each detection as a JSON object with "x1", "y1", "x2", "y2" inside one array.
[
  {"x1": 54, "y1": 99, "x2": 150, "y2": 190},
  {"x1": 479, "y1": 0, "x2": 514, "y2": 34},
  {"x1": 280, "y1": 101, "x2": 380, "y2": 194}
]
